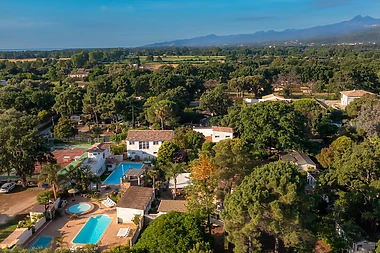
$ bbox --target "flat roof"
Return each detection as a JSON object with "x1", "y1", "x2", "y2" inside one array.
[
  {"x1": 158, "y1": 200, "x2": 187, "y2": 213},
  {"x1": 116, "y1": 186, "x2": 153, "y2": 210},
  {"x1": 169, "y1": 173, "x2": 191, "y2": 189}
]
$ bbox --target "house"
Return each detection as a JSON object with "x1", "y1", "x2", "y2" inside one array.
[
  {"x1": 68, "y1": 68, "x2": 89, "y2": 79},
  {"x1": 81, "y1": 143, "x2": 111, "y2": 176},
  {"x1": 193, "y1": 126, "x2": 233, "y2": 143},
  {"x1": 126, "y1": 130, "x2": 174, "y2": 160},
  {"x1": 336, "y1": 222, "x2": 376, "y2": 253},
  {"x1": 281, "y1": 151, "x2": 319, "y2": 188},
  {"x1": 340, "y1": 90, "x2": 374, "y2": 106},
  {"x1": 158, "y1": 200, "x2": 187, "y2": 215},
  {"x1": 244, "y1": 94, "x2": 291, "y2": 105},
  {"x1": 116, "y1": 186, "x2": 154, "y2": 224}
]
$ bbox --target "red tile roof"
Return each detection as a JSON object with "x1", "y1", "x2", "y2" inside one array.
[
  {"x1": 340, "y1": 90, "x2": 373, "y2": 97},
  {"x1": 212, "y1": 126, "x2": 234, "y2": 133},
  {"x1": 126, "y1": 130, "x2": 174, "y2": 141}
]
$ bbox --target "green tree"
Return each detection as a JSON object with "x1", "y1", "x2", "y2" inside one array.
[
  {"x1": 352, "y1": 103, "x2": 380, "y2": 138},
  {"x1": 146, "y1": 100, "x2": 177, "y2": 130},
  {"x1": 222, "y1": 161, "x2": 315, "y2": 253},
  {"x1": 345, "y1": 94, "x2": 379, "y2": 117},
  {"x1": 38, "y1": 163, "x2": 65, "y2": 200},
  {"x1": 133, "y1": 212, "x2": 209, "y2": 253},
  {"x1": 165, "y1": 162, "x2": 187, "y2": 197},
  {"x1": 69, "y1": 165, "x2": 100, "y2": 192},
  {"x1": 316, "y1": 136, "x2": 353, "y2": 168},
  {"x1": 54, "y1": 117, "x2": 78, "y2": 140},
  {"x1": 319, "y1": 139, "x2": 380, "y2": 233},
  {"x1": 157, "y1": 141, "x2": 180, "y2": 165},
  {"x1": 200, "y1": 85, "x2": 232, "y2": 115},
  {"x1": 187, "y1": 242, "x2": 213, "y2": 253},
  {"x1": 37, "y1": 191, "x2": 54, "y2": 211},
  {"x1": 173, "y1": 126, "x2": 205, "y2": 150},
  {"x1": 240, "y1": 101, "x2": 308, "y2": 151},
  {"x1": 71, "y1": 51, "x2": 89, "y2": 68},
  {"x1": 212, "y1": 138, "x2": 256, "y2": 195}
]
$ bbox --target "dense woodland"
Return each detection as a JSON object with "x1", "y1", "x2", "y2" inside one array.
[{"x1": 1, "y1": 45, "x2": 380, "y2": 253}]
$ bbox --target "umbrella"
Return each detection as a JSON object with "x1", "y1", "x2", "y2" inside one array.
[{"x1": 68, "y1": 188, "x2": 79, "y2": 197}]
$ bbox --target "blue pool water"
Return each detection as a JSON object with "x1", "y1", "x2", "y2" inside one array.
[
  {"x1": 30, "y1": 236, "x2": 52, "y2": 249},
  {"x1": 103, "y1": 162, "x2": 143, "y2": 185},
  {"x1": 69, "y1": 203, "x2": 91, "y2": 214},
  {"x1": 73, "y1": 215, "x2": 112, "y2": 244}
]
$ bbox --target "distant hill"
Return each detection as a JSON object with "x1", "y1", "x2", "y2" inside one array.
[{"x1": 144, "y1": 15, "x2": 380, "y2": 47}]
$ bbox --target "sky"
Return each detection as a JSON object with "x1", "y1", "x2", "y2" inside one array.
[{"x1": 0, "y1": 0, "x2": 380, "y2": 49}]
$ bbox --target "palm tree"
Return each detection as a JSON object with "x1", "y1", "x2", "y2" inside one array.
[
  {"x1": 165, "y1": 162, "x2": 187, "y2": 199},
  {"x1": 70, "y1": 165, "x2": 101, "y2": 192},
  {"x1": 147, "y1": 169, "x2": 160, "y2": 194},
  {"x1": 153, "y1": 100, "x2": 175, "y2": 130},
  {"x1": 38, "y1": 163, "x2": 65, "y2": 200}
]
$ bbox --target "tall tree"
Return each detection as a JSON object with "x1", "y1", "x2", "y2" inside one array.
[
  {"x1": 146, "y1": 100, "x2": 177, "y2": 129},
  {"x1": 240, "y1": 101, "x2": 308, "y2": 151},
  {"x1": 222, "y1": 161, "x2": 315, "y2": 253},
  {"x1": 200, "y1": 85, "x2": 232, "y2": 116},
  {"x1": 69, "y1": 165, "x2": 100, "y2": 192},
  {"x1": 165, "y1": 162, "x2": 187, "y2": 198},
  {"x1": 54, "y1": 117, "x2": 78, "y2": 141},
  {"x1": 38, "y1": 163, "x2": 64, "y2": 200}
]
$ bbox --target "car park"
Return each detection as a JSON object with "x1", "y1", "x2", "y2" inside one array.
[{"x1": 0, "y1": 182, "x2": 16, "y2": 193}]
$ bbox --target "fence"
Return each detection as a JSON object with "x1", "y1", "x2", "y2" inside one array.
[
  {"x1": 129, "y1": 215, "x2": 145, "y2": 246},
  {"x1": 34, "y1": 217, "x2": 46, "y2": 231}
]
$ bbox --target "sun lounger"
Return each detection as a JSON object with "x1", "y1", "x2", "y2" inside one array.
[
  {"x1": 117, "y1": 227, "x2": 131, "y2": 237},
  {"x1": 70, "y1": 246, "x2": 82, "y2": 252},
  {"x1": 101, "y1": 197, "x2": 116, "y2": 208}
]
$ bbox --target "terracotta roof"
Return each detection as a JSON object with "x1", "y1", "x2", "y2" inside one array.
[
  {"x1": 340, "y1": 90, "x2": 373, "y2": 97},
  {"x1": 158, "y1": 200, "x2": 187, "y2": 213},
  {"x1": 116, "y1": 186, "x2": 154, "y2": 210},
  {"x1": 87, "y1": 143, "x2": 110, "y2": 153},
  {"x1": 205, "y1": 136, "x2": 213, "y2": 142},
  {"x1": 212, "y1": 126, "x2": 234, "y2": 133},
  {"x1": 261, "y1": 94, "x2": 286, "y2": 100},
  {"x1": 126, "y1": 130, "x2": 174, "y2": 141}
]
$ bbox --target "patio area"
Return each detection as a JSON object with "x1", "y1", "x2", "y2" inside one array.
[{"x1": 24, "y1": 196, "x2": 136, "y2": 251}]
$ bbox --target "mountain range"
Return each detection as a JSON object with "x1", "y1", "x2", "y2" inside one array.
[{"x1": 145, "y1": 15, "x2": 380, "y2": 47}]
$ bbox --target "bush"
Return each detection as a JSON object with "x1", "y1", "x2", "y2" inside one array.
[{"x1": 111, "y1": 143, "x2": 125, "y2": 155}]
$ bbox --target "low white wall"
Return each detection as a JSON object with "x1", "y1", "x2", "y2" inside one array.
[
  {"x1": 15, "y1": 228, "x2": 33, "y2": 246},
  {"x1": 34, "y1": 217, "x2": 46, "y2": 231},
  {"x1": 130, "y1": 216, "x2": 145, "y2": 246}
]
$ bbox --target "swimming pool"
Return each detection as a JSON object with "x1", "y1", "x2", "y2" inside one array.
[
  {"x1": 103, "y1": 162, "x2": 143, "y2": 185},
  {"x1": 30, "y1": 236, "x2": 52, "y2": 249},
  {"x1": 73, "y1": 215, "x2": 112, "y2": 244},
  {"x1": 69, "y1": 203, "x2": 91, "y2": 214}
]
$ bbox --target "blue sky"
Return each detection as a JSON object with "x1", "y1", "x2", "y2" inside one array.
[{"x1": 0, "y1": 0, "x2": 379, "y2": 49}]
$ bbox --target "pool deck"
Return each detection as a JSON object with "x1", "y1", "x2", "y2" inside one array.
[{"x1": 25, "y1": 196, "x2": 136, "y2": 250}]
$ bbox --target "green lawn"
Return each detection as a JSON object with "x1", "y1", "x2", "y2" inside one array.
[{"x1": 0, "y1": 214, "x2": 28, "y2": 243}]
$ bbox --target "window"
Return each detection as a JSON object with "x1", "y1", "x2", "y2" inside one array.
[
  {"x1": 139, "y1": 141, "x2": 149, "y2": 149},
  {"x1": 129, "y1": 141, "x2": 135, "y2": 145},
  {"x1": 214, "y1": 136, "x2": 220, "y2": 138},
  {"x1": 226, "y1": 136, "x2": 230, "y2": 138},
  {"x1": 153, "y1": 152, "x2": 157, "y2": 154},
  {"x1": 153, "y1": 141, "x2": 159, "y2": 145}
]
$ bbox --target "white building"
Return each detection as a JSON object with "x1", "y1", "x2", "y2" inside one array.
[
  {"x1": 82, "y1": 143, "x2": 111, "y2": 176},
  {"x1": 281, "y1": 151, "x2": 319, "y2": 188},
  {"x1": 126, "y1": 130, "x2": 174, "y2": 160},
  {"x1": 244, "y1": 94, "x2": 291, "y2": 105},
  {"x1": 193, "y1": 126, "x2": 233, "y2": 143},
  {"x1": 116, "y1": 186, "x2": 154, "y2": 224},
  {"x1": 340, "y1": 90, "x2": 374, "y2": 107},
  {"x1": 68, "y1": 68, "x2": 89, "y2": 79}
]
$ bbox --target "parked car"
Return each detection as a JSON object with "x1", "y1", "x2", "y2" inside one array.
[{"x1": 0, "y1": 182, "x2": 16, "y2": 193}]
